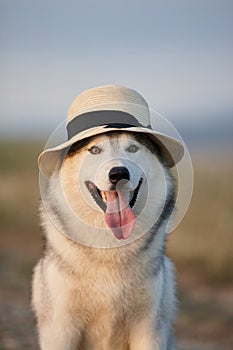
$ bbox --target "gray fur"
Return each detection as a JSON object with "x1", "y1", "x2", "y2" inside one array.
[{"x1": 32, "y1": 132, "x2": 177, "y2": 350}]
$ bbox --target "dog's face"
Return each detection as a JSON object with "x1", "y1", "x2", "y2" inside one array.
[{"x1": 55, "y1": 132, "x2": 172, "y2": 245}]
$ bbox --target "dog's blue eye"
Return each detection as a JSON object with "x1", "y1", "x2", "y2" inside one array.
[
  {"x1": 89, "y1": 146, "x2": 102, "y2": 154},
  {"x1": 127, "y1": 145, "x2": 139, "y2": 153}
]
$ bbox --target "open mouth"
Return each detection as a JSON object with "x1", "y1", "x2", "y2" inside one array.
[
  {"x1": 85, "y1": 178, "x2": 143, "y2": 213},
  {"x1": 85, "y1": 178, "x2": 143, "y2": 240}
]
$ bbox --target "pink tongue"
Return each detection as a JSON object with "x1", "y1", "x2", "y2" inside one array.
[{"x1": 105, "y1": 191, "x2": 136, "y2": 240}]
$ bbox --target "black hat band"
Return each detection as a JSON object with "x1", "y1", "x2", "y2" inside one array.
[{"x1": 67, "y1": 110, "x2": 150, "y2": 140}]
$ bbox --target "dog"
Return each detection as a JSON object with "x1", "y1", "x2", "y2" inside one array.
[{"x1": 32, "y1": 130, "x2": 177, "y2": 350}]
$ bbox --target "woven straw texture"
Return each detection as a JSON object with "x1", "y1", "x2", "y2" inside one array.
[{"x1": 67, "y1": 85, "x2": 150, "y2": 127}]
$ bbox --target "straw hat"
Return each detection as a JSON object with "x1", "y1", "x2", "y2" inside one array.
[{"x1": 39, "y1": 85, "x2": 184, "y2": 177}]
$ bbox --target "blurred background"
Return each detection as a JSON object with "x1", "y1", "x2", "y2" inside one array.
[{"x1": 0, "y1": 1, "x2": 233, "y2": 349}]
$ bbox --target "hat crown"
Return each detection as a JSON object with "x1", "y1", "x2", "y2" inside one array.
[{"x1": 67, "y1": 85, "x2": 150, "y2": 127}]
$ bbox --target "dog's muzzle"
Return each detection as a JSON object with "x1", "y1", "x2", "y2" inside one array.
[{"x1": 85, "y1": 171, "x2": 143, "y2": 240}]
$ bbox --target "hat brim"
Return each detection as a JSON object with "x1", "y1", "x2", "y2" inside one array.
[{"x1": 39, "y1": 125, "x2": 184, "y2": 177}]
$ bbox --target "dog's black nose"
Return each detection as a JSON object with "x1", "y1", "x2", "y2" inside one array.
[{"x1": 109, "y1": 167, "x2": 130, "y2": 184}]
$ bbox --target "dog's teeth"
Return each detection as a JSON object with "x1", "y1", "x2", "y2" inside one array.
[{"x1": 100, "y1": 191, "x2": 107, "y2": 202}]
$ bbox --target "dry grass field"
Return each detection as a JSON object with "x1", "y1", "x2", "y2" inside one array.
[{"x1": 0, "y1": 141, "x2": 232, "y2": 350}]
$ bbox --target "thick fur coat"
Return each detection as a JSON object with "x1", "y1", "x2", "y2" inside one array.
[{"x1": 32, "y1": 132, "x2": 177, "y2": 350}]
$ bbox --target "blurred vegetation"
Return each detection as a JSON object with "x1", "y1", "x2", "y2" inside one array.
[
  {"x1": 0, "y1": 141, "x2": 232, "y2": 349},
  {"x1": 0, "y1": 141, "x2": 41, "y2": 232},
  {"x1": 168, "y1": 153, "x2": 233, "y2": 285}
]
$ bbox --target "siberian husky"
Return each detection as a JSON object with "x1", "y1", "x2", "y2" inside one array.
[{"x1": 32, "y1": 131, "x2": 177, "y2": 350}]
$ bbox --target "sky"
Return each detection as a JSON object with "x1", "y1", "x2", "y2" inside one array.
[{"x1": 1, "y1": 0, "x2": 233, "y2": 146}]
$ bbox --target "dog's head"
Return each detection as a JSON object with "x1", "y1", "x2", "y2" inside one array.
[{"x1": 55, "y1": 131, "x2": 173, "y2": 244}]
